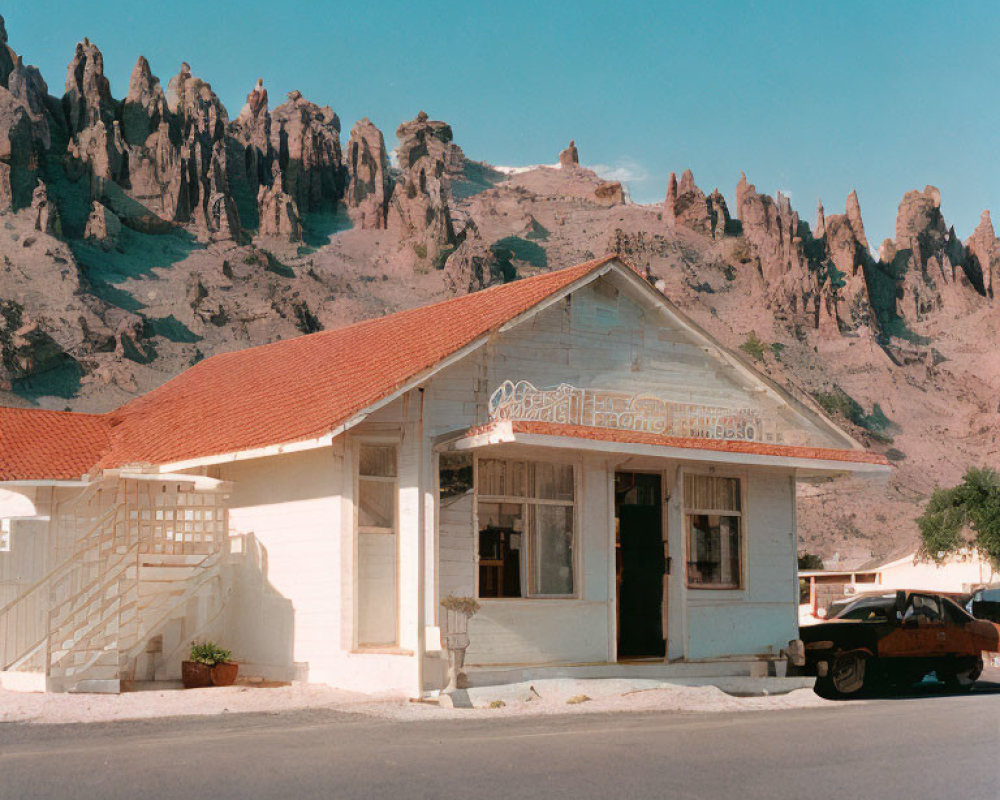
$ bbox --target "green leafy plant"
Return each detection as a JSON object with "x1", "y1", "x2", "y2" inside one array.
[
  {"x1": 918, "y1": 466, "x2": 1000, "y2": 569},
  {"x1": 189, "y1": 641, "x2": 232, "y2": 667},
  {"x1": 440, "y1": 595, "x2": 481, "y2": 616}
]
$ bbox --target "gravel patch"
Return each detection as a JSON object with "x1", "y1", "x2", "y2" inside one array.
[{"x1": 0, "y1": 679, "x2": 833, "y2": 725}]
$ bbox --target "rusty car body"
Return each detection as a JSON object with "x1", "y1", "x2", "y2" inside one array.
[{"x1": 795, "y1": 590, "x2": 1000, "y2": 697}]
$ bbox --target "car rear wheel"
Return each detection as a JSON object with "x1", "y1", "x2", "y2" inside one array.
[
  {"x1": 940, "y1": 656, "x2": 983, "y2": 692},
  {"x1": 818, "y1": 650, "x2": 869, "y2": 698}
]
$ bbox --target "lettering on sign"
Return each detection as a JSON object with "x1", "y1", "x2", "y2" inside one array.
[{"x1": 488, "y1": 380, "x2": 779, "y2": 443}]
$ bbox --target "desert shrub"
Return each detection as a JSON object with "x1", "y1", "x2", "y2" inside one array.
[{"x1": 739, "y1": 331, "x2": 766, "y2": 362}]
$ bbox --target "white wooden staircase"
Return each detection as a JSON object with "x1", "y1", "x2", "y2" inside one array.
[{"x1": 0, "y1": 476, "x2": 233, "y2": 692}]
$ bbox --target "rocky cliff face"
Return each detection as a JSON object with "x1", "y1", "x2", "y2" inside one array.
[
  {"x1": 345, "y1": 117, "x2": 391, "y2": 230},
  {"x1": 889, "y1": 186, "x2": 980, "y2": 320},
  {"x1": 268, "y1": 90, "x2": 343, "y2": 215},
  {"x1": 388, "y1": 111, "x2": 457, "y2": 265},
  {"x1": 965, "y1": 210, "x2": 998, "y2": 299},
  {"x1": 664, "y1": 169, "x2": 729, "y2": 239}
]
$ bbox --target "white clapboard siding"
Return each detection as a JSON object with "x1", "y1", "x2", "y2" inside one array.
[
  {"x1": 438, "y1": 492, "x2": 475, "y2": 600},
  {"x1": 424, "y1": 277, "x2": 843, "y2": 447},
  {"x1": 685, "y1": 470, "x2": 798, "y2": 659},
  {"x1": 219, "y1": 448, "x2": 342, "y2": 674}
]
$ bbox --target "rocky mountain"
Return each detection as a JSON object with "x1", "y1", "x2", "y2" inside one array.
[{"x1": 1, "y1": 17, "x2": 998, "y2": 566}]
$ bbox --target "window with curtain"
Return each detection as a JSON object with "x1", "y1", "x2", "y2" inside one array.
[
  {"x1": 357, "y1": 444, "x2": 398, "y2": 646},
  {"x1": 684, "y1": 474, "x2": 743, "y2": 589},
  {"x1": 476, "y1": 458, "x2": 575, "y2": 598}
]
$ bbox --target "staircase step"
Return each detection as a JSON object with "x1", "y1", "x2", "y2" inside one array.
[{"x1": 139, "y1": 570, "x2": 200, "y2": 584}]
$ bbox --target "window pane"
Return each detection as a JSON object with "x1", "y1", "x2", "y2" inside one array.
[
  {"x1": 359, "y1": 479, "x2": 395, "y2": 528},
  {"x1": 535, "y1": 462, "x2": 574, "y2": 501},
  {"x1": 531, "y1": 505, "x2": 574, "y2": 595},
  {"x1": 478, "y1": 502, "x2": 523, "y2": 598},
  {"x1": 358, "y1": 530, "x2": 397, "y2": 644},
  {"x1": 508, "y1": 461, "x2": 527, "y2": 498},
  {"x1": 687, "y1": 513, "x2": 741, "y2": 588},
  {"x1": 478, "y1": 459, "x2": 505, "y2": 496},
  {"x1": 359, "y1": 445, "x2": 396, "y2": 477},
  {"x1": 439, "y1": 453, "x2": 473, "y2": 500},
  {"x1": 683, "y1": 475, "x2": 741, "y2": 512},
  {"x1": 684, "y1": 475, "x2": 712, "y2": 510},
  {"x1": 714, "y1": 478, "x2": 741, "y2": 512}
]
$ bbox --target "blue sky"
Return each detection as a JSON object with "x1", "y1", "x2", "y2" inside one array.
[{"x1": 7, "y1": 1, "x2": 999, "y2": 242}]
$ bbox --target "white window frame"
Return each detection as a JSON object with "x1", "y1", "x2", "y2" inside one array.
[
  {"x1": 0, "y1": 518, "x2": 9, "y2": 552},
  {"x1": 354, "y1": 440, "x2": 400, "y2": 649},
  {"x1": 473, "y1": 454, "x2": 579, "y2": 600},
  {"x1": 682, "y1": 471, "x2": 747, "y2": 591}
]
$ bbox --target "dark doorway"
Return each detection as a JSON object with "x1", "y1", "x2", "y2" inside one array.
[{"x1": 615, "y1": 472, "x2": 666, "y2": 659}]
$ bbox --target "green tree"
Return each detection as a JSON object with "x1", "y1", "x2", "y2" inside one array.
[{"x1": 917, "y1": 466, "x2": 1000, "y2": 569}]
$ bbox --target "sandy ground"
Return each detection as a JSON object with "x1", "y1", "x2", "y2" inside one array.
[{"x1": 0, "y1": 679, "x2": 832, "y2": 725}]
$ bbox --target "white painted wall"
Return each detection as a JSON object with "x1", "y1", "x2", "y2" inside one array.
[
  {"x1": 217, "y1": 447, "x2": 417, "y2": 693},
  {"x1": 683, "y1": 470, "x2": 798, "y2": 660},
  {"x1": 444, "y1": 453, "x2": 612, "y2": 666},
  {"x1": 435, "y1": 450, "x2": 798, "y2": 667},
  {"x1": 876, "y1": 551, "x2": 1000, "y2": 593}
]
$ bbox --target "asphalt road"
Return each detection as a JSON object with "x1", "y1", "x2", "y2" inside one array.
[{"x1": 1, "y1": 686, "x2": 999, "y2": 800}]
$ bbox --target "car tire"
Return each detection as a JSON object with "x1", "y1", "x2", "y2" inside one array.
[
  {"x1": 817, "y1": 650, "x2": 870, "y2": 699},
  {"x1": 940, "y1": 656, "x2": 983, "y2": 692}
]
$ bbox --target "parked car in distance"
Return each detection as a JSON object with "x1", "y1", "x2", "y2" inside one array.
[
  {"x1": 795, "y1": 590, "x2": 1000, "y2": 698},
  {"x1": 967, "y1": 586, "x2": 1000, "y2": 623}
]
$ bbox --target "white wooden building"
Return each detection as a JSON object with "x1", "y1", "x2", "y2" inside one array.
[{"x1": 0, "y1": 256, "x2": 889, "y2": 694}]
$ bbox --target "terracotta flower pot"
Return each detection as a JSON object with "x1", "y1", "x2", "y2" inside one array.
[
  {"x1": 181, "y1": 661, "x2": 213, "y2": 689},
  {"x1": 211, "y1": 661, "x2": 239, "y2": 686}
]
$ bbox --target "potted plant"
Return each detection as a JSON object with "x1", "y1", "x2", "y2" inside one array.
[
  {"x1": 182, "y1": 642, "x2": 239, "y2": 688},
  {"x1": 440, "y1": 595, "x2": 480, "y2": 693}
]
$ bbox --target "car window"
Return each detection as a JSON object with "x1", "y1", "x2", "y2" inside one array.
[
  {"x1": 942, "y1": 597, "x2": 973, "y2": 624},
  {"x1": 832, "y1": 597, "x2": 896, "y2": 621},
  {"x1": 904, "y1": 594, "x2": 942, "y2": 622}
]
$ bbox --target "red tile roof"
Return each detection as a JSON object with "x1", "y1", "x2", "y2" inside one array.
[
  {"x1": 0, "y1": 408, "x2": 111, "y2": 481},
  {"x1": 0, "y1": 256, "x2": 617, "y2": 479},
  {"x1": 467, "y1": 420, "x2": 891, "y2": 467}
]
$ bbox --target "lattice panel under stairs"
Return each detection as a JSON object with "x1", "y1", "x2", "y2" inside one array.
[{"x1": 125, "y1": 480, "x2": 229, "y2": 557}]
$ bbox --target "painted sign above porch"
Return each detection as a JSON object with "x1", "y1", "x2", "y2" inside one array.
[{"x1": 488, "y1": 380, "x2": 782, "y2": 443}]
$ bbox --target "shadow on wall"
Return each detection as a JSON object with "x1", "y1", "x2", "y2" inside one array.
[{"x1": 220, "y1": 532, "x2": 297, "y2": 680}]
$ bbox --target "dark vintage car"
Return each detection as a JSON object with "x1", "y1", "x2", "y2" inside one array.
[{"x1": 795, "y1": 590, "x2": 1000, "y2": 698}]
